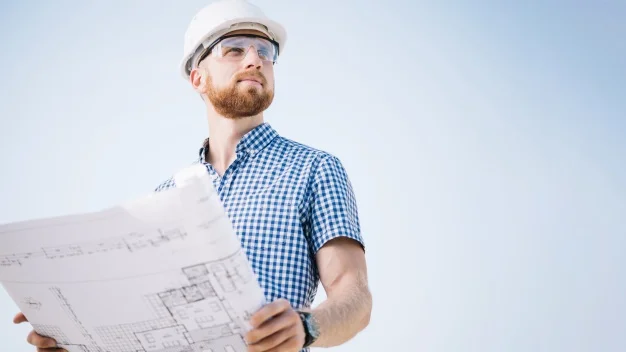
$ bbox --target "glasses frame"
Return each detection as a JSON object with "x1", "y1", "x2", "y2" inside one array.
[{"x1": 196, "y1": 34, "x2": 280, "y2": 66}]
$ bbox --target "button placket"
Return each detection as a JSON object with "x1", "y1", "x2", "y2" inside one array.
[{"x1": 220, "y1": 152, "x2": 249, "y2": 206}]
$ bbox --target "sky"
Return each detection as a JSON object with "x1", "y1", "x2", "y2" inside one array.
[{"x1": 1, "y1": 0, "x2": 625, "y2": 351}]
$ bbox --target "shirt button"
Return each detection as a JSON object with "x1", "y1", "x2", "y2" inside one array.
[{"x1": 249, "y1": 149, "x2": 256, "y2": 155}]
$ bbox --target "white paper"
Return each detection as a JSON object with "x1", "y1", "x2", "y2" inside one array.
[{"x1": 0, "y1": 164, "x2": 266, "y2": 352}]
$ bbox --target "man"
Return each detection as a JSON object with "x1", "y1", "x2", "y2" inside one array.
[{"x1": 13, "y1": 1, "x2": 372, "y2": 351}]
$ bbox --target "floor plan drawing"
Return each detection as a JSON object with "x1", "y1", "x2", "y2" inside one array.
[
  {"x1": 0, "y1": 227, "x2": 188, "y2": 268},
  {"x1": 91, "y1": 251, "x2": 255, "y2": 352},
  {"x1": 0, "y1": 165, "x2": 266, "y2": 352}
]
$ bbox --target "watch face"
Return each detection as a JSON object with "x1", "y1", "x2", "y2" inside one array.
[
  {"x1": 299, "y1": 311, "x2": 320, "y2": 347},
  {"x1": 304, "y1": 313, "x2": 320, "y2": 338},
  {"x1": 304, "y1": 314, "x2": 320, "y2": 339}
]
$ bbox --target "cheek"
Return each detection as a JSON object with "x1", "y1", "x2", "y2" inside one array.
[
  {"x1": 206, "y1": 64, "x2": 235, "y2": 88},
  {"x1": 209, "y1": 74, "x2": 234, "y2": 91},
  {"x1": 263, "y1": 69, "x2": 275, "y2": 87}
]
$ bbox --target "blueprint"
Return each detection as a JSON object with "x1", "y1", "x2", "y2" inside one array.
[{"x1": 0, "y1": 164, "x2": 266, "y2": 352}]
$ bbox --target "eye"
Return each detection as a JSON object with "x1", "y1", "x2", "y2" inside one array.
[{"x1": 223, "y1": 47, "x2": 245, "y2": 56}]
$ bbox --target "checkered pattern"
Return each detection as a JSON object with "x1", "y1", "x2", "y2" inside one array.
[{"x1": 155, "y1": 123, "x2": 364, "y2": 312}]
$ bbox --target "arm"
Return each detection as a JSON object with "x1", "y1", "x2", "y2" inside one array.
[
  {"x1": 302, "y1": 154, "x2": 372, "y2": 346},
  {"x1": 244, "y1": 240, "x2": 372, "y2": 352},
  {"x1": 245, "y1": 155, "x2": 371, "y2": 351},
  {"x1": 306, "y1": 236, "x2": 372, "y2": 347}
]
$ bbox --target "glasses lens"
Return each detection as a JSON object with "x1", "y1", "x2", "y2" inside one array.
[{"x1": 217, "y1": 36, "x2": 277, "y2": 62}]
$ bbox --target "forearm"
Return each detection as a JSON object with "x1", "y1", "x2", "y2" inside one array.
[{"x1": 309, "y1": 284, "x2": 372, "y2": 347}]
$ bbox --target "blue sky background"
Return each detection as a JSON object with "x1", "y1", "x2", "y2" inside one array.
[{"x1": 1, "y1": 0, "x2": 625, "y2": 351}]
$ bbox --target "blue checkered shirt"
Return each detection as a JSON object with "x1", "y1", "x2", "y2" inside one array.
[{"x1": 155, "y1": 123, "x2": 364, "y2": 313}]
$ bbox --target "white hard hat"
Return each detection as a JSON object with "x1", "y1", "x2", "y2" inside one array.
[{"x1": 180, "y1": 0, "x2": 287, "y2": 80}]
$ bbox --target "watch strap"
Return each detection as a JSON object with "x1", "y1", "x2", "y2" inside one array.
[{"x1": 298, "y1": 311, "x2": 318, "y2": 348}]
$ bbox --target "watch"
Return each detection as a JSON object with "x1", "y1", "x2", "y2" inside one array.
[{"x1": 298, "y1": 311, "x2": 320, "y2": 348}]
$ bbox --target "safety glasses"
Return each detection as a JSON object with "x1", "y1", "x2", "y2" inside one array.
[{"x1": 197, "y1": 34, "x2": 279, "y2": 65}]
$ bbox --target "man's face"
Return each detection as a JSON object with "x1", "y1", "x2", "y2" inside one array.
[{"x1": 192, "y1": 29, "x2": 276, "y2": 119}]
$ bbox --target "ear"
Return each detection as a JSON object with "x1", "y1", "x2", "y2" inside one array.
[{"x1": 190, "y1": 67, "x2": 207, "y2": 94}]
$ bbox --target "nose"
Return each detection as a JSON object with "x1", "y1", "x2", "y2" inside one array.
[{"x1": 241, "y1": 46, "x2": 263, "y2": 69}]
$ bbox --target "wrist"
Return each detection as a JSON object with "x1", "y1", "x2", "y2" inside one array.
[{"x1": 298, "y1": 310, "x2": 321, "y2": 348}]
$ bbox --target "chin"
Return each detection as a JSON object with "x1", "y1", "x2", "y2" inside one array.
[{"x1": 242, "y1": 87, "x2": 264, "y2": 95}]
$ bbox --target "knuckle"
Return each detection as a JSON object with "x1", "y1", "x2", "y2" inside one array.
[
  {"x1": 26, "y1": 330, "x2": 36, "y2": 345},
  {"x1": 289, "y1": 309, "x2": 299, "y2": 321},
  {"x1": 34, "y1": 338, "x2": 46, "y2": 347},
  {"x1": 246, "y1": 331, "x2": 260, "y2": 344},
  {"x1": 293, "y1": 335, "x2": 303, "y2": 346},
  {"x1": 281, "y1": 313, "x2": 295, "y2": 326}
]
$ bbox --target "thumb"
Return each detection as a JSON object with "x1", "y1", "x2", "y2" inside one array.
[{"x1": 13, "y1": 312, "x2": 28, "y2": 324}]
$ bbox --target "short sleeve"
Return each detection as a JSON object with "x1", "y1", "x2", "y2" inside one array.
[
  {"x1": 154, "y1": 177, "x2": 176, "y2": 192},
  {"x1": 308, "y1": 155, "x2": 364, "y2": 254}
]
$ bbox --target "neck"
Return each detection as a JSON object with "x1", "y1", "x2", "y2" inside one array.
[{"x1": 205, "y1": 105, "x2": 264, "y2": 175}]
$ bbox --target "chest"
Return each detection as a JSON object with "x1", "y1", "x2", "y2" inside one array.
[{"x1": 205, "y1": 157, "x2": 312, "y2": 249}]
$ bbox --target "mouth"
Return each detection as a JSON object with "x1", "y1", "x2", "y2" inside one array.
[{"x1": 237, "y1": 77, "x2": 263, "y2": 86}]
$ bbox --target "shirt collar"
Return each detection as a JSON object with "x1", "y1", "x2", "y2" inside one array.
[{"x1": 198, "y1": 122, "x2": 279, "y2": 163}]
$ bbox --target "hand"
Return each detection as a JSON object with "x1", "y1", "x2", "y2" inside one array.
[
  {"x1": 245, "y1": 298, "x2": 305, "y2": 352},
  {"x1": 13, "y1": 312, "x2": 66, "y2": 352}
]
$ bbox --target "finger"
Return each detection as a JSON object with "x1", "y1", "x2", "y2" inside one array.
[
  {"x1": 27, "y1": 330, "x2": 58, "y2": 348},
  {"x1": 265, "y1": 335, "x2": 302, "y2": 352},
  {"x1": 13, "y1": 312, "x2": 27, "y2": 324},
  {"x1": 248, "y1": 324, "x2": 300, "y2": 352},
  {"x1": 246, "y1": 309, "x2": 298, "y2": 345},
  {"x1": 249, "y1": 299, "x2": 291, "y2": 328}
]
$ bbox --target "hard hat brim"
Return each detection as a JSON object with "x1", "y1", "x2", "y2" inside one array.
[{"x1": 179, "y1": 16, "x2": 287, "y2": 80}]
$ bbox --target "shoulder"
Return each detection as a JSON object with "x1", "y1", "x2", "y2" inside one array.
[
  {"x1": 270, "y1": 137, "x2": 354, "y2": 203},
  {"x1": 153, "y1": 160, "x2": 203, "y2": 193},
  {"x1": 270, "y1": 136, "x2": 344, "y2": 171}
]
